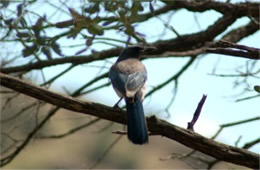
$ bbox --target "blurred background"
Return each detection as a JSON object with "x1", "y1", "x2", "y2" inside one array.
[{"x1": 0, "y1": 0, "x2": 259, "y2": 169}]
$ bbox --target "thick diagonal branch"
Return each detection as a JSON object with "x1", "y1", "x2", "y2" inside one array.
[{"x1": 0, "y1": 73, "x2": 259, "y2": 169}]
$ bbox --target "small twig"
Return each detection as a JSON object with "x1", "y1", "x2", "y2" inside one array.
[
  {"x1": 72, "y1": 72, "x2": 108, "y2": 97},
  {"x1": 211, "y1": 116, "x2": 260, "y2": 140},
  {"x1": 93, "y1": 122, "x2": 114, "y2": 134},
  {"x1": 208, "y1": 159, "x2": 220, "y2": 169},
  {"x1": 235, "y1": 94, "x2": 260, "y2": 102},
  {"x1": 208, "y1": 69, "x2": 260, "y2": 78},
  {"x1": 146, "y1": 57, "x2": 196, "y2": 97},
  {"x1": 0, "y1": 107, "x2": 59, "y2": 166},
  {"x1": 206, "y1": 40, "x2": 260, "y2": 60},
  {"x1": 160, "y1": 150, "x2": 196, "y2": 161},
  {"x1": 0, "y1": 72, "x2": 107, "y2": 166},
  {"x1": 36, "y1": 118, "x2": 100, "y2": 139},
  {"x1": 235, "y1": 135, "x2": 242, "y2": 147},
  {"x1": 206, "y1": 48, "x2": 260, "y2": 60},
  {"x1": 79, "y1": 82, "x2": 110, "y2": 96},
  {"x1": 243, "y1": 138, "x2": 260, "y2": 149},
  {"x1": 1, "y1": 93, "x2": 20, "y2": 111},
  {"x1": 88, "y1": 135, "x2": 123, "y2": 169},
  {"x1": 218, "y1": 40, "x2": 260, "y2": 52},
  {"x1": 40, "y1": 64, "x2": 77, "y2": 86},
  {"x1": 112, "y1": 130, "x2": 127, "y2": 135},
  {"x1": 165, "y1": 80, "x2": 178, "y2": 112},
  {"x1": 1, "y1": 101, "x2": 43, "y2": 123},
  {"x1": 187, "y1": 94, "x2": 207, "y2": 131}
]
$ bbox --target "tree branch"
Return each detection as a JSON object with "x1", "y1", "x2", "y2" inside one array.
[
  {"x1": 0, "y1": 14, "x2": 238, "y2": 74},
  {"x1": 243, "y1": 138, "x2": 260, "y2": 149},
  {"x1": 206, "y1": 48, "x2": 259, "y2": 60},
  {"x1": 53, "y1": 1, "x2": 259, "y2": 30},
  {"x1": 0, "y1": 107, "x2": 59, "y2": 166},
  {"x1": 3, "y1": 17, "x2": 258, "y2": 75},
  {"x1": 0, "y1": 73, "x2": 259, "y2": 169},
  {"x1": 187, "y1": 94, "x2": 207, "y2": 131},
  {"x1": 163, "y1": 1, "x2": 259, "y2": 17},
  {"x1": 206, "y1": 40, "x2": 260, "y2": 60},
  {"x1": 36, "y1": 118, "x2": 101, "y2": 139},
  {"x1": 211, "y1": 116, "x2": 260, "y2": 140}
]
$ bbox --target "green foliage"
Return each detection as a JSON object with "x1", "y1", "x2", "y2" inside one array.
[{"x1": 1, "y1": 1, "x2": 155, "y2": 59}]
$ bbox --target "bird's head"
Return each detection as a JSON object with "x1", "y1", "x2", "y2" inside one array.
[
  {"x1": 118, "y1": 45, "x2": 156, "y2": 61},
  {"x1": 119, "y1": 45, "x2": 144, "y2": 60}
]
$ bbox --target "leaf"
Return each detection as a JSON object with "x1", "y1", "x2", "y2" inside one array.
[
  {"x1": 118, "y1": 10, "x2": 126, "y2": 23},
  {"x1": 5, "y1": 18, "x2": 13, "y2": 25},
  {"x1": 125, "y1": 24, "x2": 135, "y2": 35},
  {"x1": 32, "y1": 16, "x2": 45, "y2": 38},
  {"x1": 84, "y1": 3, "x2": 100, "y2": 14},
  {"x1": 104, "y1": 1, "x2": 117, "y2": 12},
  {"x1": 22, "y1": 45, "x2": 37, "y2": 58},
  {"x1": 137, "y1": 2, "x2": 144, "y2": 11},
  {"x1": 19, "y1": 17, "x2": 27, "y2": 27},
  {"x1": 102, "y1": 21, "x2": 112, "y2": 26},
  {"x1": 75, "y1": 47, "x2": 88, "y2": 55},
  {"x1": 88, "y1": 24, "x2": 104, "y2": 35},
  {"x1": 37, "y1": 36, "x2": 48, "y2": 46},
  {"x1": 69, "y1": 8, "x2": 82, "y2": 20},
  {"x1": 0, "y1": 0, "x2": 9, "y2": 8},
  {"x1": 149, "y1": 1, "x2": 154, "y2": 13},
  {"x1": 130, "y1": 2, "x2": 143, "y2": 21},
  {"x1": 51, "y1": 42, "x2": 63, "y2": 57},
  {"x1": 42, "y1": 47, "x2": 52, "y2": 60},
  {"x1": 17, "y1": 31, "x2": 30, "y2": 38},
  {"x1": 102, "y1": 17, "x2": 116, "y2": 26},
  {"x1": 86, "y1": 39, "x2": 93, "y2": 46},
  {"x1": 17, "y1": 3, "x2": 24, "y2": 17},
  {"x1": 254, "y1": 85, "x2": 260, "y2": 93},
  {"x1": 68, "y1": 8, "x2": 93, "y2": 38},
  {"x1": 136, "y1": 31, "x2": 146, "y2": 37}
]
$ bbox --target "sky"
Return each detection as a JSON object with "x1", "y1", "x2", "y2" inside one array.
[{"x1": 2, "y1": 0, "x2": 260, "y2": 153}]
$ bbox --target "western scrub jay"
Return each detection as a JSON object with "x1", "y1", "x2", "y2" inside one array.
[{"x1": 109, "y1": 45, "x2": 153, "y2": 144}]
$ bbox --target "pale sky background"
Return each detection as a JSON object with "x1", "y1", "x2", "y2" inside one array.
[{"x1": 2, "y1": 0, "x2": 259, "y2": 153}]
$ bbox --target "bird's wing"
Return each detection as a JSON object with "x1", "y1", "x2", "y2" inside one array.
[
  {"x1": 126, "y1": 71, "x2": 146, "y2": 90},
  {"x1": 109, "y1": 65, "x2": 127, "y2": 96},
  {"x1": 109, "y1": 65, "x2": 147, "y2": 98},
  {"x1": 125, "y1": 71, "x2": 147, "y2": 98}
]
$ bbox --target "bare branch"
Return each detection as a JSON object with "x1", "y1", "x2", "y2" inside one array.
[
  {"x1": 0, "y1": 14, "x2": 238, "y2": 74},
  {"x1": 0, "y1": 107, "x2": 59, "y2": 166},
  {"x1": 243, "y1": 138, "x2": 260, "y2": 149},
  {"x1": 162, "y1": 1, "x2": 259, "y2": 18},
  {"x1": 36, "y1": 118, "x2": 100, "y2": 139},
  {"x1": 146, "y1": 57, "x2": 196, "y2": 97},
  {"x1": 2, "y1": 16, "x2": 258, "y2": 75},
  {"x1": 0, "y1": 73, "x2": 259, "y2": 169},
  {"x1": 206, "y1": 41, "x2": 260, "y2": 60},
  {"x1": 187, "y1": 95, "x2": 207, "y2": 131},
  {"x1": 211, "y1": 116, "x2": 260, "y2": 140},
  {"x1": 88, "y1": 135, "x2": 123, "y2": 169}
]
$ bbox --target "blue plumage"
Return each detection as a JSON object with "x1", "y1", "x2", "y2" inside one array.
[
  {"x1": 126, "y1": 95, "x2": 148, "y2": 144},
  {"x1": 109, "y1": 46, "x2": 148, "y2": 144}
]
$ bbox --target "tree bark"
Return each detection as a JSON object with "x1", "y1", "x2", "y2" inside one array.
[{"x1": 0, "y1": 73, "x2": 259, "y2": 169}]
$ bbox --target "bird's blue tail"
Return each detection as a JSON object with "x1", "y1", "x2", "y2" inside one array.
[{"x1": 126, "y1": 96, "x2": 148, "y2": 144}]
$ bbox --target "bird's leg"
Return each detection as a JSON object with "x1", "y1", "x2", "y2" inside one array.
[{"x1": 113, "y1": 97, "x2": 123, "y2": 108}]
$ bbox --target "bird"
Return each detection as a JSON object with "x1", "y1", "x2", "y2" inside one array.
[{"x1": 109, "y1": 45, "x2": 153, "y2": 144}]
